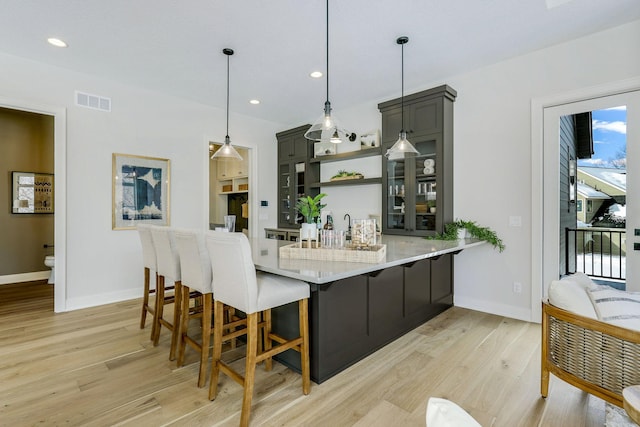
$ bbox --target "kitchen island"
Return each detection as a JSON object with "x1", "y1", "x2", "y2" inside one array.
[{"x1": 249, "y1": 234, "x2": 483, "y2": 383}]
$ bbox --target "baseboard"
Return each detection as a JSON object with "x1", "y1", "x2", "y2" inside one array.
[
  {"x1": 0, "y1": 271, "x2": 50, "y2": 285},
  {"x1": 65, "y1": 288, "x2": 142, "y2": 312},
  {"x1": 454, "y1": 295, "x2": 534, "y2": 323}
]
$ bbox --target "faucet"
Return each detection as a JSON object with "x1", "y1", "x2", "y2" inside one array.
[{"x1": 344, "y1": 213, "x2": 352, "y2": 241}]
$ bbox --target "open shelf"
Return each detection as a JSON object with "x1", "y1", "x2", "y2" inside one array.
[
  {"x1": 311, "y1": 177, "x2": 382, "y2": 188},
  {"x1": 310, "y1": 147, "x2": 382, "y2": 164}
]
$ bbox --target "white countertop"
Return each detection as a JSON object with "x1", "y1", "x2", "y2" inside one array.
[{"x1": 250, "y1": 234, "x2": 484, "y2": 284}]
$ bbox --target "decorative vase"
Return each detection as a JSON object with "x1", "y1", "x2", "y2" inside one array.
[
  {"x1": 457, "y1": 228, "x2": 467, "y2": 240},
  {"x1": 300, "y1": 222, "x2": 317, "y2": 240}
]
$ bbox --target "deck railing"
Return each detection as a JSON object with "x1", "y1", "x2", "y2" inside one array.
[{"x1": 565, "y1": 227, "x2": 626, "y2": 280}]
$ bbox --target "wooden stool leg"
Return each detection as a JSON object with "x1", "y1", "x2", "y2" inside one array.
[
  {"x1": 240, "y1": 312, "x2": 259, "y2": 427},
  {"x1": 263, "y1": 309, "x2": 273, "y2": 371},
  {"x1": 177, "y1": 285, "x2": 191, "y2": 367},
  {"x1": 169, "y1": 281, "x2": 181, "y2": 361},
  {"x1": 140, "y1": 267, "x2": 150, "y2": 329},
  {"x1": 198, "y1": 295, "x2": 212, "y2": 388},
  {"x1": 209, "y1": 300, "x2": 225, "y2": 400},
  {"x1": 299, "y1": 298, "x2": 310, "y2": 395},
  {"x1": 152, "y1": 275, "x2": 165, "y2": 345}
]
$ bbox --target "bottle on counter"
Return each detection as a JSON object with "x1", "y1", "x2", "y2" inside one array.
[{"x1": 324, "y1": 214, "x2": 334, "y2": 230}]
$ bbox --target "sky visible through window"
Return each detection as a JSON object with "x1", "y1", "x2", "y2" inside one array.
[{"x1": 577, "y1": 106, "x2": 627, "y2": 168}]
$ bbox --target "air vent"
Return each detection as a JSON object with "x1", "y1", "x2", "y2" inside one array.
[{"x1": 75, "y1": 91, "x2": 111, "y2": 112}]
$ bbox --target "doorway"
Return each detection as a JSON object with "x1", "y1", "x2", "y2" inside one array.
[
  {"x1": 208, "y1": 143, "x2": 251, "y2": 233},
  {"x1": 532, "y1": 80, "x2": 640, "y2": 322},
  {"x1": 0, "y1": 96, "x2": 67, "y2": 312}
]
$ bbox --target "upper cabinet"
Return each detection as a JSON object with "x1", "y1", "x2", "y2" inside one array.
[
  {"x1": 276, "y1": 125, "x2": 320, "y2": 228},
  {"x1": 216, "y1": 147, "x2": 248, "y2": 180},
  {"x1": 379, "y1": 85, "x2": 457, "y2": 237}
]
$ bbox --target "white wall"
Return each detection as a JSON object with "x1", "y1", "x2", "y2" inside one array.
[{"x1": 0, "y1": 52, "x2": 283, "y2": 310}]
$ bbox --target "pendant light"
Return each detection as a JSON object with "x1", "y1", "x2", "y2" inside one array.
[
  {"x1": 211, "y1": 48, "x2": 243, "y2": 160},
  {"x1": 304, "y1": 0, "x2": 354, "y2": 144},
  {"x1": 385, "y1": 36, "x2": 419, "y2": 158}
]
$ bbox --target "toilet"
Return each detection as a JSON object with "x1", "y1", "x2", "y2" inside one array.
[{"x1": 44, "y1": 255, "x2": 55, "y2": 284}]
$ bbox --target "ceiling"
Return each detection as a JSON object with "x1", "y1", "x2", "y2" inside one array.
[{"x1": 1, "y1": 0, "x2": 639, "y2": 128}]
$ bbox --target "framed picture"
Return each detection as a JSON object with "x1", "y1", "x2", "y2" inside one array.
[
  {"x1": 11, "y1": 171, "x2": 54, "y2": 214},
  {"x1": 112, "y1": 153, "x2": 170, "y2": 230},
  {"x1": 314, "y1": 142, "x2": 337, "y2": 157},
  {"x1": 359, "y1": 129, "x2": 380, "y2": 148}
]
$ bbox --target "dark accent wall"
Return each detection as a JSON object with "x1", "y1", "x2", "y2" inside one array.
[
  {"x1": 0, "y1": 107, "x2": 54, "y2": 275},
  {"x1": 559, "y1": 114, "x2": 577, "y2": 276}
]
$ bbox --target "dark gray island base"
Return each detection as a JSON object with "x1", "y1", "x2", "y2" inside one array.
[{"x1": 249, "y1": 236, "x2": 481, "y2": 384}]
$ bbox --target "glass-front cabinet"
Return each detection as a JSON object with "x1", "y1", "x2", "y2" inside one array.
[
  {"x1": 380, "y1": 85, "x2": 456, "y2": 236},
  {"x1": 276, "y1": 125, "x2": 319, "y2": 229},
  {"x1": 385, "y1": 137, "x2": 440, "y2": 235}
]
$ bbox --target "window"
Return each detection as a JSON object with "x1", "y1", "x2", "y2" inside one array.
[
  {"x1": 576, "y1": 200, "x2": 583, "y2": 212},
  {"x1": 587, "y1": 200, "x2": 593, "y2": 213}
]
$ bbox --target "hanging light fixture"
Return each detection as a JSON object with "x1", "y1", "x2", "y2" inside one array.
[
  {"x1": 212, "y1": 48, "x2": 243, "y2": 160},
  {"x1": 304, "y1": 0, "x2": 354, "y2": 144},
  {"x1": 385, "y1": 36, "x2": 419, "y2": 158}
]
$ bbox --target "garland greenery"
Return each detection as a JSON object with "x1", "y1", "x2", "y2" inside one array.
[{"x1": 426, "y1": 219, "x2": 505, "y2": 252}]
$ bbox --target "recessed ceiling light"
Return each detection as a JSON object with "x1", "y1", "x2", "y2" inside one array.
[
  {"x1": 310, "y1": 71, "x2": 323, "y2": 79},
  {"x1": 249, "y1": 99, "x2": 260, "y2": 105},
  {"x1": 47, "y1": 38, "x2": 67, "y2": 48}
]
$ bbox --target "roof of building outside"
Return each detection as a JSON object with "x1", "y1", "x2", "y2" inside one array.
[
  {"x1": 577, "y1": 182, "x2": 610, "y2": 199},
  {"x1": 577, "y1": 166, "x2": 626, "y2": 192}
]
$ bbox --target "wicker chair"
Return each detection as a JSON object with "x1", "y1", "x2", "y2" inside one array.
[{"x1": 541, "y1": 301, "x2": 640, "y2": 407}]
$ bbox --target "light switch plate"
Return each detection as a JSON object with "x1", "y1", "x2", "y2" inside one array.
[{"x1": 509, "y1": 216, "x2": 522, "y2": 227}]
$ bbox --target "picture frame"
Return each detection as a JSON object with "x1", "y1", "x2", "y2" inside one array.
[
  {"x1": 359, "y1": 129, "x2": 381, "y2": 149},
  {"x1": 112, "y1": 153, "x2": 170, "y2": 230},
  {"x1": 314, "y1": 142, "x2": 337, "y2": 157},
  {"x1": 11, "y1": 171, "x2": 54, "y2": 214}
]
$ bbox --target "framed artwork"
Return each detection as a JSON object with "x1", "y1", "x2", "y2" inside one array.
[
  {"x1": 11, "y1": 171, "x2": 54, "y2": 214},
  {"x1": 112, "y1": 153, "x2": 170, "y2": 230}
]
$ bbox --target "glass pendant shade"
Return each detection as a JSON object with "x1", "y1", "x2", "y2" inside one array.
[
  {"x1": 385, "y1": 36, "x2": 419, "y2": 159},
  {"x1": 305, "y1": 102, "x2": 351, "y2": 143},
  {"x1": 211, "y1": 135, "x2": 242, "y2": 160},
  {"x1": 212, "y1": 47, "x2": 243, "y2": 161},
  {"x1": 305, "y1": 0, "x2": 351, "y2": 144},
  {"x1": 386, "y1": 131, "x2": 419, "y2": 159}
]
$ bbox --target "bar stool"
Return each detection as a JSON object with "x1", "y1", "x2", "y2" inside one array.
[
  {"x1": 205, "y1": 231, "x2": 310, "y2": 427},
  {"x1": 136, "y1": 224, "x2": 159, "y2": 334},
  {"x1": 150, "y1": 226, "x2": 181, "y2": 361},
  {"x1": 173, "y1": 228, "x2": 214, "y2": 387}
]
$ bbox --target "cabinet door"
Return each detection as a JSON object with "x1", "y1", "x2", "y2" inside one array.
[
  {"x1": 293, "y1": 132, "x2": 310, "y2": 160},
  {"x1": 381, "y1": 106, "x2": 403, "y2": 143},
  {"x1": 413, "y1": 138, "x2": 439, "y2": 234},
  {"x1": 406, "y1": 99, "x2": 441, "y2": 139},
  {"x1": 216, "y1": 159, "x2": 228, "y2": 180},
  {"x1": 278, "y1": 163, "x2": 293, "y2": 227}
]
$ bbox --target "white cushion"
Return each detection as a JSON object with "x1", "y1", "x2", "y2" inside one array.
[
  {"x1": 587, "y1": 285, "x2": 640, "y2": 331},
  {"x1": 426, "y1": 398, "x2": 481, "y2": 427},
  {"x1": 567, "y1": 271, "x2": 596, "y2": 289},
  {"x1": 548, "y1": 278, "x2": 598, "y2": 319},
  {"x1": 256, "y1": 272, "x2": 310, "y2": 312}
]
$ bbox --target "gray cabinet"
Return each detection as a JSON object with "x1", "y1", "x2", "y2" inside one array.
[
  {"x1": 271, "y1": 254, "x2": 453, "y2": 383},
  {"x1": 276, "y1": 125, "x2": 320, "y2": 228},
  {"x1": 379, "y1": 85, "x2": 456, "y2": 236}
]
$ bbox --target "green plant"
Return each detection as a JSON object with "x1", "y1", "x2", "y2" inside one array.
[
  {"x1": 426, "y1": 219, "x2": 505, "y2": 252},
  {"x1": 331, "y1": 170, "x2": 363, "y2": 180},
  {"x1": 295, "y1": 193, "x2": 327, "y2": 224}
]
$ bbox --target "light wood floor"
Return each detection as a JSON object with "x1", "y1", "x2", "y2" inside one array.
[{"x1": 0, "y1": 281, "x2": 608, "y2": 426}]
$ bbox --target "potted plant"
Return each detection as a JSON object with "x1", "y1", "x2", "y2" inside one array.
[
  {"x1": 426, "y1": 219, "x2": 505, "y2": 252},
  {"x1": 295, "y1": 193, "x2": 327, "y2": 239}
]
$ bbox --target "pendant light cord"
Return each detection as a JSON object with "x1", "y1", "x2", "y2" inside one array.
[
  {"x1": 401, "y1": 40, "x2": 405, "y2": 132},
  {"x1": 326, "y1": 0, "x2": 330, "y2": 104},
  {"x1": 226, "y1": 52, "x2": 230, "y2": 139}
]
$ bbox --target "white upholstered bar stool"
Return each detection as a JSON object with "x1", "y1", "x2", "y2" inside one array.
[
  {"x1": 205, "y1": 231, "x2": 311, "y2": 427},
  {"x1": 150, "y1": 226, "x2": 181, "y2": 360},
  {"x1": 173, "y1": 228, "x2": 214, "y2": 388},
  {"x1": 136, "y1": 224, "x2": 159, "y2": 333}
]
